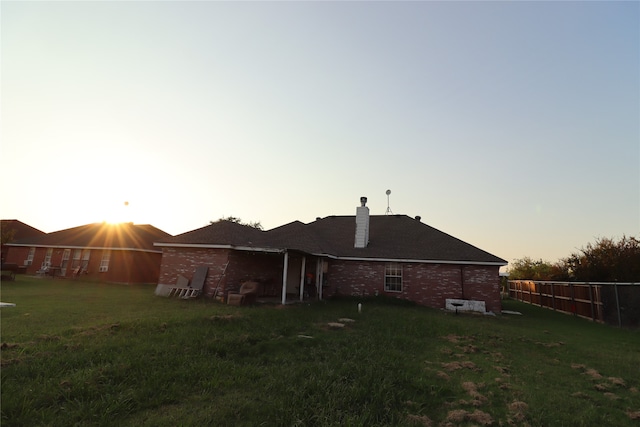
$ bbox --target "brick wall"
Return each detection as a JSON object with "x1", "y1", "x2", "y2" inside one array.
[
  {"x1": 4, "y1": 246, "x2": 162, "y2": 283},
  {"x1": 158, "y1": 247, "x2": 230, "y2": 297},
  {"x1": 327, "y1": 260, "x2": 501, "y2": 312},
  {"x1": 156, "y1": 247, "x2": 501, "y2": 311},
  {"x1": 158, "y1": 248, "x2": 288, "y2": 298}
]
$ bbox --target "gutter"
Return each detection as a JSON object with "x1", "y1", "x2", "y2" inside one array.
[
  {"x1": 154, "y1": 242, "x2": 285, "y2": 254},
  {"x1": 155, "y1": 244, "x2": 505, "y2": 266},
  {"x1": 6, "y1": 243, "x2": 162, "y2": 254}
]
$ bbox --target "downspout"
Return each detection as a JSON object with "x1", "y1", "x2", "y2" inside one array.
[
  {"x1": 281, "y1": 251, "x2": 289, "y2": 305},
  {"x1": 460, "y1": 266, "x2": 465, "y2": 299}
]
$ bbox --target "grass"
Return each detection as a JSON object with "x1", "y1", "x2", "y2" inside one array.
[{"x1": 1, "y1": 277, "x2": 639, "y2": 426}]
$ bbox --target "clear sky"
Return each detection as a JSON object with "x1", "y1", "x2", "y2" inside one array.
[{"x1": 1, "y1": 1, "x2": 638, "y2": 266}]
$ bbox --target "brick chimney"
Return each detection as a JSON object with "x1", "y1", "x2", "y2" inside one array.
[{"x1": 354, "y1": 196, "x2": 370, "y2": 248}]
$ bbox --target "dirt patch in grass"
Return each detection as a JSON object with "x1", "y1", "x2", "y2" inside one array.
[
  {"x1": 0, "y1": 342, "x2": 20, "y2": 350},
  {"x1": 508, "y1": 401, "x2": 528, "y2": 422},
  {"x1": 436, "y1": 371, "x2": 451, "y2": 381},
  {"x1": 445, "y1": 409, "x2": 493, "y2": 425},
  {"x1": 494, "y1": 366, "x2": 510, "y2": 375},
  {"x1": 608, "y1": 377, "x2": 626, "y2": 387},
  {"x1": 441, "y1": 361, "x2": 478, "y2": 372},
  {"x1": 585, "y1": 368, "x2": 603, "y2": 380},
  {"x1": 462, "y1": 382, "x2": 486, "y2": 400},
  {"x1": 443, "y1": 334, "x2": 463, "y2": 344},
  {"x1": 406, "y1": 413, "x2": 432, "y2": 426},
  {"x1": 74, "y1": 324, "x2": 120, "y2": 337},
  {"x1": 627, "y1": 410, "x2": 640, "y2": 420},
  {"x1": 461, "y1": 344, "x2": 479, "y2": 353}
]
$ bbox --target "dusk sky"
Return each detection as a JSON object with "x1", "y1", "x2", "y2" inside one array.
[{"x1": 1, "y1": 1, "x2": 638, "y2": 267}]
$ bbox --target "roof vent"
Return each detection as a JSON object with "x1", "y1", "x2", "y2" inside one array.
[{"x1": 415, "y1": 216, "x2": 421, "y2": 221}]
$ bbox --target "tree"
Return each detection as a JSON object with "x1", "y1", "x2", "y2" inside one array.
[
  {"x1": 1, "y1": 224, "x2": 17, "y2": 246},
  {"x1": 508, "y1": 257, "x2": 569, "y2": 281},
  {"x1": 210, "y1": 216, "x2": 263, "y2": 230},
  {"x1": 562, "y1": 236, "x2": 640, "y2": 282}
]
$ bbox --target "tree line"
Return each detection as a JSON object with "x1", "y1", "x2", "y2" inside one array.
[{"x1": 508, "y1": 236, "x2": 640, "y2": 282}]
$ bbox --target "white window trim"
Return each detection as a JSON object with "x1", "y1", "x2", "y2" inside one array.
[
  {"x1": 99, "y1": 252, "x2": 111, "y2": 273},
  {"x1": 384, "y1": 262, "x2": 403, "y2": 293},
  {"x1": 25, "y1": 247, "x2": 35, "y2": 266}
]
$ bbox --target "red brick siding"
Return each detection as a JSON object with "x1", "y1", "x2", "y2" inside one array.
[
  {"x1": 327, "y1": 260, "x2": 501, "y2": 312},
  {"x1": 3, "y1": 247, "x2": 31, "y2": 269},
  {"x1": 158, "y1": 247, "x2": 230, "y2": 297},
  {"x1": 461, "y1": 265, "x2": 502, "y2": 312},
  {"x1": 4, "y1": 246, "x2": 162, "y2": 283},
  {"x1": 158, "y1": 248, "x2": 286, "y2": 298},
  {"x1": 156, "y1": 247, "x2": 502, "y2": 311}
]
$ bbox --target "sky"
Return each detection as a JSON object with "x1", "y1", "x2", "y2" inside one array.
[{"x1": 1, "y1": 1, "x2": 638, "y2": 266}]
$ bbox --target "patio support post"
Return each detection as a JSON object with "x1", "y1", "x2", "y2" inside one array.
[
  {"x1": 281, "y1": 251, "x2": 289, "y2": 305},
  {"x1": 299, "y1": 256, "x2": 306, "y2": 302}
]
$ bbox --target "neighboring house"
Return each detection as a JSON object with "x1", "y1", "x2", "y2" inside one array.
[
  {"x1": 1, "y1": 220, "x2": 46, "y2": 263},
  {"x1": 4, "y1": 222, "x2": 172, "y2": 284},
  {"x1": 156, "y1": 198, "x2": 508, "y2": 312}
]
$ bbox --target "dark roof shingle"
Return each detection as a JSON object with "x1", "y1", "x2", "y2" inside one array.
[
  {"x1": 159, "y1": 215, "x2": 506, "y2": 265},
  {"x1": 10, "y1": 223, "x2": 171, "y2": 252}
]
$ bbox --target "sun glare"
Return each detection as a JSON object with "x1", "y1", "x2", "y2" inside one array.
[{"x1": 103, "y1": 200, "x2": 132, "y2": 225}]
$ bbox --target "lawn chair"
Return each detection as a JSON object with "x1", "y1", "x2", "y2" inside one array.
[{"x1": 227, "y1": 281, "x2": 259, "y2": 306}]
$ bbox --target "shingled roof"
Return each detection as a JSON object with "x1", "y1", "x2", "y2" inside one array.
[
  {"x1": 157, "y1": 216, "x2": 506, "y2": 265},
  {"x1": 1, "y1": 220, "x2": 46, "y2": 241},
  {"x1": 9, "y1": 223, "x2": 172, "y2": 252}
]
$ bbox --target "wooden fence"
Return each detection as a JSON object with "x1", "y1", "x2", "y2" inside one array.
[{"x1": 508, "y1": 280, "x2": 639, "y2": 327}]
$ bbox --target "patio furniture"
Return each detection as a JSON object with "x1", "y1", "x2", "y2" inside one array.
[{"x1": 227, "y1": 281, "x2": 259, "y2": 306}]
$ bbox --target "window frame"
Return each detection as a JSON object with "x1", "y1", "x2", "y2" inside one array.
[
  {"x1": 61, "y1": 249, "x2": 71, "y2": 275},
  {"x1": 42, "y1": 248, "x2": 53, "y2": 269},
  {"x1": 384, "y1": 262, "x2": 403, "y2": 293},
  {"x1": 99, "y1": 251, "x2": 111, "y2": 273},
  {"x1": 25, "y1": 247, "x2": 35, "y2": 266}
]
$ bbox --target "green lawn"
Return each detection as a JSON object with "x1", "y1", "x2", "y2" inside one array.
[{"x1": 1, "y1": 277, "x2": 639, "y2": 426}]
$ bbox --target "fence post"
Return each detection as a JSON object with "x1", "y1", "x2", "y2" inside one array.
[
  {"x1": 570, "y1": 283, "x2": 576, "y2": 316},
  {"x1": 551, "y1": 282, "x2": 556, "y2": 311},
  {"x1": 614, "y1": 283, "x2": 621, "y2": 327},
  {"x1": 588, "y1": 283, "x2": 595, "y2": 322}
]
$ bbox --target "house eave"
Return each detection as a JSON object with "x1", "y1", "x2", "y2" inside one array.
[
  {"x1": 313, "y1": 254, "x2": 507, "y2": 266},
  {"x1": 154, "y1": 242, "x2": 285, "y2": 254},
  {"x1": 6, "y1": 243, "x2": 162, "y2": 254}
]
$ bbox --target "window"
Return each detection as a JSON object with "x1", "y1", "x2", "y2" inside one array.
[
  {"x1": 25, "y1": 247, "x2": 35, "y2": 266},
  {"x1": 61, "y1": 249, "x2": 71, "y2": 275},
  {"x1": 99, "y1": 252, "x2": 110, "y2": 272},
  {"x1": 71, "y1": 249, "x2": 82, "y2": 268},
  {"x1": 42, "y1": 248, "x2": 53, "y2": 269},
  {"x1": 81, "y1": 250, "x2": 91, "y2": 271},
  {"x1": 384, "y1": 263, "x2": 403, "y2": 292}
]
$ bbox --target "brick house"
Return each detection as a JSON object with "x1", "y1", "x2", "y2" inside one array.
[
  {"x1": 1, "y1": 220, "x2": 46, "y2": 264},
  {"x1": 4, "y1": 222, "x2": 171, "y2": 284},
  {"x1": 156, "y1": 198, "x2": 507, "y2": 312}
]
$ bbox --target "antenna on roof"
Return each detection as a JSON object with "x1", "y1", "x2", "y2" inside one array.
[{"x1": 385, "y1": 189, "x2": 393, "y2": 215}]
